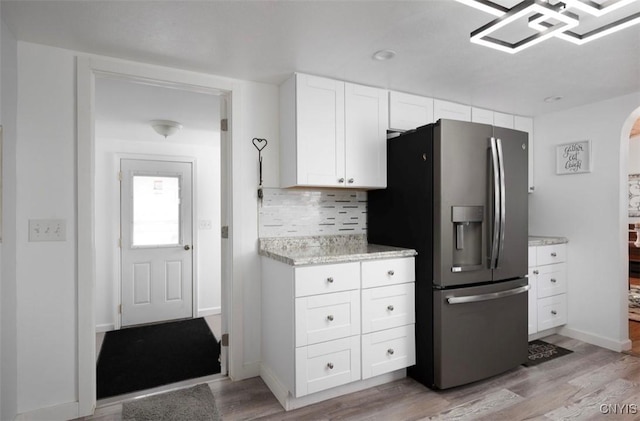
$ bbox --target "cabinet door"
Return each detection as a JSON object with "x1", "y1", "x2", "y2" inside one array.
[
  {"x1": 296, "y1": 74, "x2": 346, "y2": 187},
  {"x1": 389, "y1": 91, "x2": 434, "y2": 131},
  {"x1": 362, "y1": 325, "x2": 415, "y2": 380},
  {"x1": 471, "y1": 107, "x2": 494, "y2": 125},
  {"x1": 537, "y1": 295, "x2": 567, "y2": 330},
  {"x1": 295, "y1": 290, "x2": 361, "y2": 347},
  {"x1": 494, "y1": 112, "x2": 515, "y2": 129},
  {"x1": 514, "y1": 116, "x2": 534, "y2": 193},
  {"x1": 345, "y1": 83, "x2": 388, "y2": 188},
  {"x1": 361, "y1": 283, "x2": 415, "y2": 333},
  {"x1": 433, "y1": 99, "x2": 471, "y2": 122}
]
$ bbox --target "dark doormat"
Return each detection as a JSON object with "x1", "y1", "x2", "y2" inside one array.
[
  {"x1": 122, "y1": 384, "x2": 220, "y2": 421},
  {"x1": 97, "y1": 318, "x2": 220, "y2": 399},
  {"x1": 523, "y1": 339, "x2": 573, "y2": 367}
]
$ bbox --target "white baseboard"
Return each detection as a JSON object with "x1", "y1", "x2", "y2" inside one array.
[
  {"x1": 95, "y1": 323, "x2": 114, "y2": 333},
  {"x1": 197, "y1": 307, "x2": 221, "y2": 317},
  {"x1": 16, "y1": 401, "x2": 79, "y2": 421},
  {"x1": 528, "y1": 327, "x2": 562, "y2": 342},
  {"x1": 559, "y1": 326, "x2": 632, "y2": 352}
]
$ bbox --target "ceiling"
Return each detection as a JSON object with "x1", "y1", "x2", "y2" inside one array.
[{"x1": 2, "y1": 0, "x2": 640, "y2": 117}]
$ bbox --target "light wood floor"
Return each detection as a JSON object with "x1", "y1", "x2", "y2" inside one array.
[{"x1": 85, "y1": 334, "x2": 640, "y2": 421}]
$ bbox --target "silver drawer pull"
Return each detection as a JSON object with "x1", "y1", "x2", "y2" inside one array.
[
  {"x1": 327, "y1": 277, "x2": 334, "y2": 283},
  {"x1": 551, "y1": 252, "x2": 557, "y2": 257},
  {"x1": 533, "y1": 270, "x2": 539, "y2": 275},
  {"x1": 327, "y1": 315, "x2": 334, "y2": 322},
  {"x1": 387, "y1": 305, "x2": 394, "y2": 311},
  {"x1": 550, "y1": 278, "x2": 557, "y2": 283},
  {"x1": 338, "y1": 178, "x2": 345, "y2": 183},
  {"x1": 327, "y1": 362, "x2": 334, "y2": 370},
  {"x1": 551, "y1": 310, "x2": 557, "y2": 315},
  {"x1": 387, "y1": 349, "x2": 394, "y2": 355},
  {"x1": 348, "y1": 178, "x2": 354, "y2": 184},
  {"x1": 388, "y1": 270, "x2": 395, "y2": 276}
]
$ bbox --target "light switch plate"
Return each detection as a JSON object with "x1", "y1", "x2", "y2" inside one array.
[
  {"x1": 29, "y1": 219, "x2": 67, "y2": 242},
  {"x1": 198, "y1": 219, "x2": 212, "y2": 230}
]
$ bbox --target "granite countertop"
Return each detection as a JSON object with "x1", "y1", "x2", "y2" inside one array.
[
  {"x1": 528, "y1": 236, "x2": 569, "y2": 246},
  {"x1": 259, "y1": 234, "x2": 417, "y2": 266}
]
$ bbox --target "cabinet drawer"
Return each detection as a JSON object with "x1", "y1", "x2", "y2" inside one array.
[
  {"x1": 295, "y1": 335, "x2": 361, "y2": 397},
  {"x1": 362, "y1": 283, "x2": 415, "y2": 333},
  {"x1": 362, "y1": 325, "x2": 416, "y2": 380},
  {"x1": 536, "y1": 244, "x2": 566, "y2": 266},
  {"x1": 361, "y1": 257, "x2": 415, "y2": 289},
  {"x1": 536, "y1": 263, "x2": 567, "y2": 299},
  {"x1": 295, "y1": 290, "x2": 360, "y2": 347},
  {"x1": 295, "y1": 262, "x2": 360, "y2": 297},
  {"x1": 537, "y1": 295, "x2": 567, "y2": 331}
]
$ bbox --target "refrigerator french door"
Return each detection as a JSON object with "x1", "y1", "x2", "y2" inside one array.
[{"x1": 368, "y1": 119, "x2": 529, "y2": 389}]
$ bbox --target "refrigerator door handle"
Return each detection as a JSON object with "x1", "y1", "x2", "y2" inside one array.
[
  {"x1": 490, "y1": 137, "x2": 500, "y2": 269},
  {"x1": 446, "y1": 285, "x2": 530, "y2": 305},
  {"x1": 496, "y1": 138, "x2": 507, "y2": 268}
]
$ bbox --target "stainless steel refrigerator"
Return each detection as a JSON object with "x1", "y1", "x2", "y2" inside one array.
[{"x1": 368, "y1": 119, "x2": 529, "y2": 389}]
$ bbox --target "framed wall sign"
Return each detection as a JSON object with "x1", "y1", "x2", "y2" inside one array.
[{"x1": 556, "y1": 140, "x2": 591, "y2": 175}]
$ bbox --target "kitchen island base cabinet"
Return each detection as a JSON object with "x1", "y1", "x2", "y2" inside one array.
[{"x1": 260, "y1": 256, "x2": 415, "y2": 410}]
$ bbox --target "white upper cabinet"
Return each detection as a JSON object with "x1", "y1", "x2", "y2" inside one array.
[
  {"x1": 388, "y1": 91, "x2": 434, "y2": 131},
  {"x1": 345, "y1": 83, "x2": 388, "y2": 188},
  {"x1": 280, "y1": 73, "x2": 388, "y2": 189},
  {"x1": 494, "y1": 112, "x2": 515, "y2": 129},
  {"x1": 433, "y1": 99, "x2": 471, "y2": 122},
  {"x1": 471, "y1": 107, "x2": 494, "y2": 125},
  {"x1": 514, "y1": 116, "x2": 534, "y2": 193}
]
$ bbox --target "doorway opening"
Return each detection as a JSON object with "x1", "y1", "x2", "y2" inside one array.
[
  {"x1": 93, "y1": 75, "x2": 226, "y2": 402},
  {"x1": 627, "y1": 114, "x2": 640, "y2": 355}
]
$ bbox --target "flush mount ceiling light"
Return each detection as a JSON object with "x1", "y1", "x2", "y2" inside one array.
[
  {"x1": 372, "y1": 49, "x2": 397, "y2": 61},
  {"x1": 150, "y1": 120, "x2": 183, "y2": 138},
  {"x1": 457, "y1": 0, "x2": 640, "y2": 52}
]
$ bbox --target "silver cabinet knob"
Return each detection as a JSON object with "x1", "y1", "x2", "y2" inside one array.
[
  {"x1": 551, "y1": 310, "x2": 557, "y2": 315},
  {"x1": 184, "y1": 245, "x2": 191, "y2": 250},
  {"x1": 533, "y1": 270, "x2": 539, "y2": 275},
  {"x1": 327, "y1": 362, "x2": 334, "y2": 369},
  {"x1": 348, "y1": 178, "x2": 354, "y2": 184},
  {"x1": 550, "y1": 278, "x2": 557, "y2": 283},
  {"x1": 327, "y1": 277, "x2": 334, "y2": 283},
  {"x1": 388, "y1": 270, "x2": 395, "y2": 276},
  {"x1": 387, "y1": 349, "x2": 395, "y2": 355},
  {"x1": 387, "y1": 305, "x2": 394, "y2": 311},
  {"x1": 551, "y1": 252, "x2": 557, "y2": 257},
  {"x1": 327, "y1": 315, "x2": 334, "y2": 322},
  {"x1": 338, "y1": 178, "x2": 345, "y2": 183}
]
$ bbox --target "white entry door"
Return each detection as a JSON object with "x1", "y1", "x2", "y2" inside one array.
[{"x1": 121, "y1": 159, "x2": 194, "y2": 327}]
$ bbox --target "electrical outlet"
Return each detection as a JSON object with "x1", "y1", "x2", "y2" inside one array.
[
  {"x1": 29, "y1": 219, "x2": 67, "y2": 242},
  {"x1": 198, "y1": 219, "x2": 212, "y2": 230}
]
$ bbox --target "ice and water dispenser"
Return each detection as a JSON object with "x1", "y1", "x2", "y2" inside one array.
[{"x1": 451, "y1": 206, "x2": 484, "y2": 272}]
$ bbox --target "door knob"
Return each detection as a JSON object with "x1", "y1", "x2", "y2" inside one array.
[{"x1": 184, "y1": 245, "x2": 191, "y2": 250}]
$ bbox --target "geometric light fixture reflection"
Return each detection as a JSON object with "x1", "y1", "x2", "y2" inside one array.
[{"x1": 458, "y1": 0, "x2": 640, "y2": 53}]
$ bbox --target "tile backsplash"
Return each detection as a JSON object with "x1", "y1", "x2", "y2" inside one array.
[{"x1": 259, "y1": 188, "x2": 367, "y2": 238}]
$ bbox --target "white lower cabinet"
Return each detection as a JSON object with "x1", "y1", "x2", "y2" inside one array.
[
  {"x1": 528, "y1": 242, "x2": 568, "y2": 336},
  {"x1": 261, "y1": 256, "x2": 416, "y2": 409}
]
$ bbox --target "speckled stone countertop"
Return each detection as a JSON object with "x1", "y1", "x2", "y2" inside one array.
[
  {"x1": 528, "y1": 236, "x2": 569, "y2": 246},
  {"x1": 259, "y1": 234, "x2": 417, "y2": 266}
]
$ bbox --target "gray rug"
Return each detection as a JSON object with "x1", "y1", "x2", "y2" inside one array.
[{"x1": 122, "y1": 384, "x2": 220, "y2": 421}]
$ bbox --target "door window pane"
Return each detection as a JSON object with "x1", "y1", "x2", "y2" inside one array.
[{"x1": 133, "y1": 175, "x2": 181, "y2": 246}]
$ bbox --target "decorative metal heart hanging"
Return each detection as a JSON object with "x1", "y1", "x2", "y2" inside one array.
[{"x1": 253, "y1": 138, "x2": 268, "y2": 199}]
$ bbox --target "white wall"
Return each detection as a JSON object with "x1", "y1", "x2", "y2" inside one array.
[
  {"x1": 530, "y1": 91, "x2": 640, "y2": 351},
  {"x1": 1, "y1": 10, "x2": 18, "y2": 421},
  {"x1": 14, "y1": 40, "x2": 279, "y2": 417},
  {"x1": 94, "y1": 133, "x2": 222, "y2": 330}
]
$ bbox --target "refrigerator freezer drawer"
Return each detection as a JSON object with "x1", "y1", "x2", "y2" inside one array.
[
  {"x1": 362, "y1": 325, "x2": 416, "y2": 380},
  {"x1": 433, "y1": 278, "x2": 528, "y2": 389}
]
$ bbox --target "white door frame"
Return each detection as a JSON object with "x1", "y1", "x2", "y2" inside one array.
[
  {"x1": 117, "y1": 155, "x2": 198, "y2": 329},
  {"x1": 77, "y1": 56, "x2": 240, "y2": 416}
]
